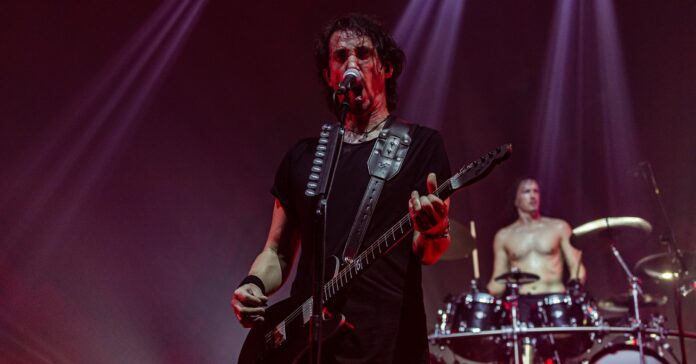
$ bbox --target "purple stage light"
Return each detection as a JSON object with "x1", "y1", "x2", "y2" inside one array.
[
  {"x1": 532, "y1": 0, "x2": 642, "y2": 215},
  {"x1": 394, "y1": 0, "x2": 466, "y2": 128},
  {"x1": 2, "y1": 0, "x2": 209, "y2": 286}
]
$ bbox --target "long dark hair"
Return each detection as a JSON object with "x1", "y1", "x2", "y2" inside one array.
[{"x1": 314, "y1": 13, "x2": 405, "y2": 113}]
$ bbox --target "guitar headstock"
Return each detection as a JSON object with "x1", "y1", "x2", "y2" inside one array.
[{"x1": 448, "y1": 144, "x2": 512, "y2": 192}]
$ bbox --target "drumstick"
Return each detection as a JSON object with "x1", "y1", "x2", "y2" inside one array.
[
  {"x1": 470, "y1": 220, "x2": 480, "y2": 280},
  {"x1": 574, "y1": 250, "x2": 583, "y2": 281}
]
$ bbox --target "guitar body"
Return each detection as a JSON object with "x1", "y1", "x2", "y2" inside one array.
[
  {"x1": 239, "y1": 256, "x2": 353, "y2": 364},
  {"x1": 238, "y1": 295, "x2": 352, "y2": 364}
]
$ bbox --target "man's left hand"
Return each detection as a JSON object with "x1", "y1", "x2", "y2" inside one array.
[{"x1": 409, "y1": 173, "x2": 449, "y2": 236}]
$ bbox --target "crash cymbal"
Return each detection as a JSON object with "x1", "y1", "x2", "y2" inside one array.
[
  {"x1": 439, "y1": 219, "x2": 476, "y2": 261},
  {"x1": 635, "y1": 251, "x2": 696, "y2": 281},
  {"x1": 598, "y1": 292, "x2": 668, "y2": 313},
  {"x1": 494, "y1": 270, "x2": 539, "y2": 285},
  {"x1": 570, "y1": 216, "x2": 652, "y2": 250}
]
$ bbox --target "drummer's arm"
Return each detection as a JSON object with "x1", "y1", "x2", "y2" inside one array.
[
  {"x1": 560, "y1": 221, "x2": 586, "y2": 285},
  {"x1": 486, "y1": 231, "x2": 509, "y2": 296}
]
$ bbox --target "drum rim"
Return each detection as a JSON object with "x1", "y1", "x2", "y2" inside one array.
[
  {"x1": 463, "y1": 291, "x2": 497, "y2": 304},
  {"x1": 540, "y1": 293, "x2": 571, "y2": 306}
]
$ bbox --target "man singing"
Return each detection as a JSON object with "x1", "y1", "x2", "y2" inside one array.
[{"x1": 233, "y1": 14, "x2": 452, "y2": 363}]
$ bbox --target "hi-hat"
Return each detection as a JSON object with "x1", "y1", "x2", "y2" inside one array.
[
  {"x1": 494, "y1": 270, "x2": 539, "y2": 285},
  {"x1": 570, "y1": 216, "x2": 652, "y2": 250},
  {"x1": 439, "y1": 219, "x2": 476, "y2": 261},
  {"x1": 635, "y1": 251, "x2": 695, "y2": 281},
  {"x1": 598, "y1": 292, "x2": 668, "y2": 313}
]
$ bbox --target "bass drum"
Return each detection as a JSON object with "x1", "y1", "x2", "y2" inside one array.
[
  {"x1": 590, "y1": 343, "x2": 669, "y2": 363},
  {"x1": 448, "y1": 292, "x2": 507, "y2": 363}
]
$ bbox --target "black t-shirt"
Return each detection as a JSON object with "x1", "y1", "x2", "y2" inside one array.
[{"x1": 271, "y1": 121, "x2": 451, "y2": 363}]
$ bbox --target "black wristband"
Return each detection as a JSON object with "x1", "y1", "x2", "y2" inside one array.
[{"x1": 239, "y1": 275, "x2": 266, "y2": 295}]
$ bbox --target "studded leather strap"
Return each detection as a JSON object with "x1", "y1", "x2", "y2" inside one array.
[{"x1": 341, "y1": 118, "x2": 412, "y2": 263}]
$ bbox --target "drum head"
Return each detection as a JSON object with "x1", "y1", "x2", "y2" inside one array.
[{"x1": 590, "y1": 344, "x2": 669, "y2": 364}]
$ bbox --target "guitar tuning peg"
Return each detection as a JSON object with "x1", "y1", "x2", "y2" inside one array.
[
  {"x1": 322, "y1": 124, "x2": 331, "y2": 131},
  {"x1": 315, "y1": 150, "x2": 326, "y2": 158},
  {"x1": 307, "y1": 182, "x2": 318, "y2": 189},
  {"x1": 317, "y1": 145, "x2": 327, "y2": 151},
  {"x1": 313, "y1": 158, "x2": 324, "y2": 165},
  {"x1": 309, "y1": 173, "x2": 320, "y2": 181},
  {"x1": 320, "y1": 131, "x2": 330, "y2": 138},
  {"x1": 311, "y1": 166, "x2": 322, "y2": 173},
  {"x1": 319, "y1": 138, "x2": 328, "y2": 144},
  {"x1": 305, "y1": 189, "x2": 317, "y2": 196}
]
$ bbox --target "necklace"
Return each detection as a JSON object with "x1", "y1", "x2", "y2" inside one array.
[{"x1": 344, "y1": 117, "x2": 389, "y2": 143}]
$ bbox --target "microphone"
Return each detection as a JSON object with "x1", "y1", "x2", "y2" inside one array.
[{"x1": 336, "y1": 68, "x2": 361, "y2": 95}]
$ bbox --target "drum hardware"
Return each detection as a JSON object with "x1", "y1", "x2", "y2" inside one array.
[
  {"x1": 430, "y1": 325, "x2": 696, "y2": 339},
  {"x1": 494, "y1": 269, "x2": 540, "y2": 286},
  {"x1": 634, "y1": 161, "x2": 690, "y2": 364},
  {"x1": 569, "y1": 216, "x2": 652, "y2": 251},
  {"x1": 429, "y1": 325, "x2": 696, "y2": 363},
  {"x1": 430, "y1": 212, "x2": 692, "y2": 364},
  {"x1": 494, "y1": 267, "x2": 540, "y2": 364},
  {"x1": 597, "y1": 292, "x2": 668, "y2": 314},
  {"x1": 584, "y1": 316, "x2": 677, "y2": 364},
  {"x1": 572, "y1": 216, "x2": 654, "y2": 364},
  {"x1": 534, "y1": 292, "x2": 601, "y2": 361},
  {"x1": 635, "y1": 251, "x2": 695, "y2": 298},
  {"x1": 437, "y1": 282, "x2": 507, "y2": 362}
]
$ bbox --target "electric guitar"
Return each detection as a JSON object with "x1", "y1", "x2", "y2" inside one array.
[{"x1": 238, "y1": 144, "x2": 512, "y2": 364}]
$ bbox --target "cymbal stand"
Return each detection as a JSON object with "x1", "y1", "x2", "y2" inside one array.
[
  {"x1": 506, "y1": 278, "x2": 522, "y2": 364},
  {"x1": 648, "y1": 314, "x2": 680, "y2": 363},
  {"x1": 609, "y1": 241, "x2": 646, "y2": 364},
  {"x1": 640, "y1": 161, "x2": 688, "y2": 364}
]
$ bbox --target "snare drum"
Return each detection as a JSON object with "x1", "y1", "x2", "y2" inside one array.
[
  {"x1": 535, "y1": 293, "x2": 601, "y2": 359},
  {"x1": 448, "y1": 291, "x2": 507, "y2": 363}
]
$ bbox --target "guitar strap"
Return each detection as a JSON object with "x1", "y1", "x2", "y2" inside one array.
[{"x1": 341, "y1": 117, "x2": 412, "y2": 263}]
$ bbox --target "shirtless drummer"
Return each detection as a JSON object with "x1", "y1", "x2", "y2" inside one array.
[{"x1": 486, "y1": 177, "x2": 586, "y2": 315}]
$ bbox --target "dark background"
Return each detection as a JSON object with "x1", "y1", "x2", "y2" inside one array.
[{"x1": 1, "y1": 1, "x2": 694, "y2": 362}]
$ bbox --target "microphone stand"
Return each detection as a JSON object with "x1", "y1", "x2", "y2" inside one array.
[
  {"x1": 639, "y1": 162, "x2": 688, "y2": 364},
  {"x1": 307, "y1": 94, "x2": 348, "y2": 364}
]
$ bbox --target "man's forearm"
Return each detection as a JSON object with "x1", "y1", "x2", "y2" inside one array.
[{"x1": 248, "y1": 247, "x2": 288, "y2": 295}]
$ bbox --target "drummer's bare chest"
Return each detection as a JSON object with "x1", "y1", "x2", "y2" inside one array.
[{"x1": 503, "y1": 225, "x2": 561, "y2": 260}]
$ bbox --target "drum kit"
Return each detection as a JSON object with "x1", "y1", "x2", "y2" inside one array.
[{"x1": 429, "y1": 217, "x2": 695, "y2": 364}]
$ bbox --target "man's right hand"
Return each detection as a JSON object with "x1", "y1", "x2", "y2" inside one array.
[{"x1": 232, "y1": 283, "x2": 268, "y2": 328}]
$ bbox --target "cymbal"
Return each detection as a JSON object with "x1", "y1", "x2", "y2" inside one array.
[
  {"x1": 598, "y1": 292, "x2": 668, "y2": 313},
  {"x1": 494, "y1": 270, "x2": 539, "y2": 285},
  {"x1": 635, "y1": 251, "x2": 696, "y2": 281},
  {"x1": 439, "y1": 219, "x2": 476, "y2": 261},
  {"x1": 570, "y1": 216, "x2": 652, "y2": 250}
]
